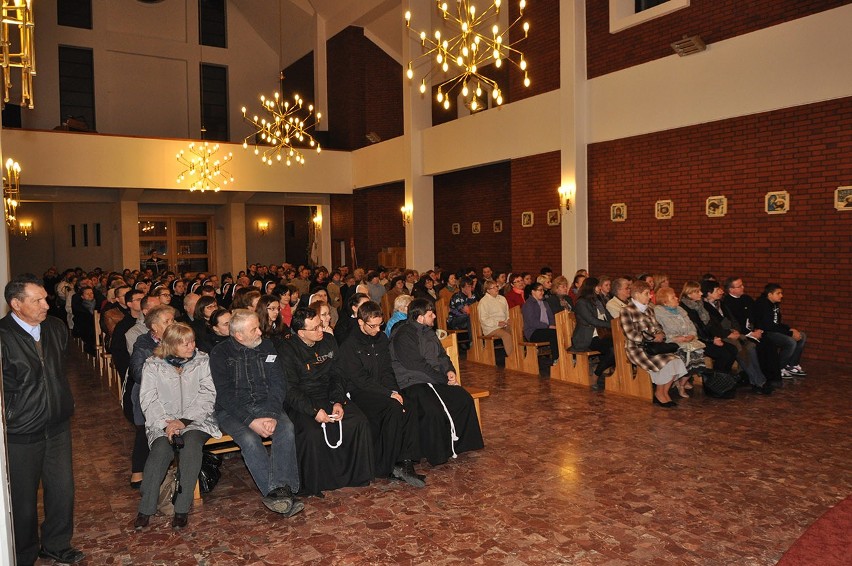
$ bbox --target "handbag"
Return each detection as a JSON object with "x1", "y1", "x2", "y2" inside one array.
[
  {"x1": 642, "y1": 340, "x2": 678, "y2": 356},
  {"x1": 157, "y1": 467, "x2": 179, "y2": 516},
  {"x1": 702, "y1": 369, "x2": 738, "y2": 399},
  {"x1": 197, "y1": 451, "x2": 223, "y2": 494}
]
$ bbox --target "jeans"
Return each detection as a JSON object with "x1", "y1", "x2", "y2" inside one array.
[
  {"x1": 216, "y1": 410, "x2": 300, "y2": 496},
  {"x1": 763, "y1": 331, "x2": 806, "y2": 369},
  {"x1": 8, "y1": 426, "x2": 75, "y2": 565},
  {"x1": 138, "y1": 430, "x2": 209, "y2": 515}
]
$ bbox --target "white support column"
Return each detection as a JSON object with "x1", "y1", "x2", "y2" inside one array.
[
  {"x1": 559, "y1": 0, "x2": 589, "y2": 276},
  {"x1": 314, "y1": 14, "x2": 329, "y2": 132},
  {"x1": 318, "y1": 203, "x2": 332, "y2": 268},
  {"x1": 118, "y1": 199, "x2": 140, "y2": 271},
  {"x1": 402, "y1": 0, "x2": 435, "y2": 272}
]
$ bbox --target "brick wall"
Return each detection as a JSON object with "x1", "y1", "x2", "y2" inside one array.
[
  {"x1": 587, "y1": 0, "x2": 852, "y2": 79},
  {"x1": 509, "y1": 0, "x2": 560, "y2": 101},
  {"x1": 327, "y1": 27, "x2": 403, "y2": 150},
  {"x1": 510, "y1": 151, "x2": 563, "y2": 274},
  {"x1": 352, "y1": 182, "x2": 406, "y2": 269},
  {"x1": 434, "y1": 162, "x2": 513, "y2": 274},
  {"x1": 330, "y1": 194, "x2": 354, "y2": 269},
  {"x1": 588, "y1": 97, "x2": 852, "y2": 364},
  {"x1": 282, "y1": 52, "x2": 314, "y2": 106}
]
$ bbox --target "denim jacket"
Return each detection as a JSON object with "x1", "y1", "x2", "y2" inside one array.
[{"x1": 209, "y1": 337, "x2": 287, "y2": 426}]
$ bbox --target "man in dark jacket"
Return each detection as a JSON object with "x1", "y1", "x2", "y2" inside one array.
[
  {"x1": 389, "y1": 298, "x2": 484, "y2": 466},
  {"x1": 337, "y1": 301, "x2": 424, "y2": 487},
  {"x1": 209, "y1": 309, "x2": 303, "y2": 517},
  {"x1": 753, "y1": 283, "x2": 807, "y2": 379},
  {"x1": 0, "y1": 274, "x2": 84, "y2": 565}
]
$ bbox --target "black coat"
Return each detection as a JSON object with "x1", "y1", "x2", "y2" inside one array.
[
  {"x1": 337, "y1": 328, "x2": 397, "y2": 397},
  {"x1": 279, "y1": 334, "x2": 347, "y2": 417},
  {"x1": 0, "y1": 314, "x2": 74, "y2": 440}
]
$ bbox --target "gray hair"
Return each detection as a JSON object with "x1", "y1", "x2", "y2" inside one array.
[{"x1": 229, "y1": 309, "x2": 258, "y2": 337}]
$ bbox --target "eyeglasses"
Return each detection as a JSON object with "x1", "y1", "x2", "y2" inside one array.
[
  {"x1": 303, "y1": 326, "x2": 323, "y2": 332},
  {"x1": 364, "y1": 322, "x2": 381, "y2": 329},
  {"x1": 267, "y1": 306, "x2": 280, "y2": 311}
]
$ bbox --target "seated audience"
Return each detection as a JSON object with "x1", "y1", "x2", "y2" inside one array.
[
  {"x1": 504, "y1": 273, "x2": 527, "y2": 310},
  {"x1": 547, "y1": 276, "x2": 573, "y2": 315},
  {"x1": 209, "y1": 309, "x2": 304, "y2": 517},
  {"x1": 389, "y1": 299, "x2": 484, "y2": 465},
  {"x1": 337, "y1": 301, "x2": 425, "y2": 487},
  {"x1": 522, "y1": 282, "x2": 559, "y2": 365},
  {"x1": 190, "y1": 296, "x2": 219, "y2": 343},
  {"x1": 447, "y1": 276, "x2": 477, "y2": 339},
  {"x1": 386, "y1": 294, "x2": 413, "y2": 337},
  {"x1": 413, "y1": 275, "x2": 438, "y2": 303},
  {"x1": 134, "y1": 323, "x2": 221, "y2": 531},
  {"x1": 478, "y1": 280, "x2": 514, "y2": 358},
  {"x1": 438, "y1": 272, "x2": 458, "y2": 302},
  {"x1": 567, "y1": 273, "x2": 586, "y2": 306},
  {"x1": 308, "y1": 288, "x2": 338, "y2": 328},
  {"x1": 196, "y1": 308, "x2": 231, "y2": 353},
  {"x1": 620, "y1": 281, "x2": 687, "y2": 408},
  {"x1": 753, "y1": 283, "x2": 807, "y2": 379},
  {"x1": 606, "y1": 278, "x2": 631, "y2": 319},
  {"x1": 654, "y1": 287, "x2": 706, "y2": 398},
  {"x1": 310, "y1": 300, "x2": 335, "y2": 337},
  {"x1": 680, "y1": 281, "x2": 738, "y2": 374},
  {"x1": 595, "y1": 276, "x2": 612, "y2": 314},
  {"x1": 280, "y1": 307, "x2": 374, "y2": 496},
  {"x1": 571, "y1": 278, "x2": 615, "y2": 391},
  {"x1": 335, "y1": 292, "x2": 370, "y2": 346}
]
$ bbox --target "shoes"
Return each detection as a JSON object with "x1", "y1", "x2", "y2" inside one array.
[
  {"x1": 391, "y1": 460, "x2": 426, "y2": 488},
  {"x1": 785, "y1": 365, "x2": 806, "y2": 376},
  {"x1": 652, "y1": 396, "x2": 677, "y2": 408},
  {"x1": 780, "y1": 368, "x2": 796, "y2": 379},
  {"x1": 263, "y1": 486, "x2": 305, "y2": 517},
  {"x1": 752, "y1": 384, "x2": 774, "y2": 395},
  {"x1": 133, "y1": 513, "x2": 150, "y2": 530},
  {"x1": 38, "y1": 547, "x2": 85, "y2": 564},
  {"x1": 172, "y1": 513, "x2": 189, "y2": 530},
  {"x1": 129, "y1": 480, "x2": 142, "y2": 489},
  {"x1": 590, "y1": 376, "x2": 606, "y2": 392}
]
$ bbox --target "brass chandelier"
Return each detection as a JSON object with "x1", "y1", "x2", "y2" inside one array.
[
  {"x1": 241, "y1": 81, "x2": 322, "y2": 167},
  {"x1": 175, "y1": 141, "x2": 234, "y2": 193},
  {"x1": 3, "y1": 157, "x2": 21, "y2": 231},
  {"x1": 405, "y1": 0, "x2": 530, "y2": 111},
  {"x1": 1, "y1": 0, "x2": 36, "y2": 108}
]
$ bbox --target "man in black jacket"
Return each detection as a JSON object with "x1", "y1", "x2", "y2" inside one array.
[
  {"x1": 337, "y1": 301, "x2": 424, "y2": 487},
  {"x1": 209, "y1": 309, "x2": 303, "y2": 517},
  {"x1": 0, "y1": 274, "x2": 84, "y2": 565}
]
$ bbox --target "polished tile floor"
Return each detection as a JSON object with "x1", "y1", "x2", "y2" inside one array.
[{"x1": 38, "y1": 349, "x2": 851, "y2": 565}]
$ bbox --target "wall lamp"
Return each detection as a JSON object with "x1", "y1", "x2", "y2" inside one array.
[
  {"x1": 401, "y1": 204, "x2": 413, "y2": 226},
  {"x1": 313, "y1": 212, "x2": 322, "y2": 226},
  {"x1": 558, "y1": 183, "x2": 575, "y2": 214},
  {"x1": 257, "y1": 220, "x2": 269, "y2": 235},
  {"x1": 18, "y1": 219, "x2": 32, "y2": 238}
]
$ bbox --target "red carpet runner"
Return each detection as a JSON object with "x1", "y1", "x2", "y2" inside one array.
[{"x1": 776, "y1": 495, "x2": 852, "y2": 565}]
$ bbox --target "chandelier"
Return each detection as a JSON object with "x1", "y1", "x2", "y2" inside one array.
[
  {"x1": 1, "y1": 0, "x2": 35, "y2": 109},
  {"x1": 175, "y1": 141, "x2": 234, "y2": 192},
  {"x1": 3, "y1": 157, "x2": 21, "y2": 230},
  {"x1": 405, "y1": 0, "x2": 530, "y2": 111},
  {"x1": 241, "y1": 88, "x2": 322, "y2": 167}
]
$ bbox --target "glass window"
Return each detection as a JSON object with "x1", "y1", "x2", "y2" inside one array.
[
  {"x1": 59, "y1": 46, "x2": 96, "y2": 131},
  {"x1": 199, "y1": 0, "x2": 227, "y2": 48},
  {"x1": 58, "y1": 0, "x2": 92, "y2": 29},
  {"x1": 200, "y1": 64, "x2": 229, "y2": 141}
]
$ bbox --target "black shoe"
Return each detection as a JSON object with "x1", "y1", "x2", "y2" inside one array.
[
  {"x1": 652, "y1": 397, "x2": 676, "y2": 408},
  {"x1": 590, "y1": 376, "x2": 606, "y2": 392},
  {"x1": 752, "y1": 384, "x2": 774, "y2": 395},
  {"x1": 38, "y1": 547, "x2": 85, "y2": 564},
  {"x1": 404, "y1": 460, "x2": 426, "y2": 483},
  {"x1": 172, "y1": 513, "x2": 189, "y2": 530},
  {"x1": 133, "y1": 513, "x2": 150, "y2": 530},
  {"x1": 129, "y1": 480, "x2": 142, "y2": 490},
  {"x1": 391, "y1": 460, "x2": 426, "y2": 488},
  {"x1": 263, "y1": 486, "x2": 306, "y2": 517}
]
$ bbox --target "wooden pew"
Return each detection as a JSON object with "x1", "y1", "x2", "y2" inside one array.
[
  {"x1": 467, "y1": 302, "x2": 498, "y2": 366},
  {"x1": 553, "y1": 311, "x2": 599, "y2": 387},
  {"x1": 609, "y1": 318, "x2": 654, "y2": 401},
  {"x1": 441, "y1": 332, "x2": 489, "y2": 431},
  {"x1": 507, "y1": 305, "x2": 550, "y2": 376},
  {"x1": 435, "y1": 295, "x2": 469, "y2": 349},
  {"x1": 380, "y1": 293, "x2": 393, "y2": 322}
]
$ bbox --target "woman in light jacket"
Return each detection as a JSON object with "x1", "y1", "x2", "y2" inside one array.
[
  {"x1": 478, "y1": 280, "x2": 514, "y2": 358},
  {"x1": 654, "y1": 287, "x2": 706, "y2": 398},
  {"x1": 134, "y1": 323, "x2": 221, "y2": 531}
]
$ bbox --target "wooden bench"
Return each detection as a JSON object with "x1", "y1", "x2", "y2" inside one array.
[
  {"x1": 441, "y1": 332, "x2": 489, "y2": 431},
  {"x1": 193, "y1": 435, "x2": 274, "y2": 500},
  {"x1": 552, "y1": 311, "x2": 600, "y2": 387},
  {"x1": 507, "y1": 305, "x2": 550, "y2": 376},
  {"x1": 380, "y1": 292, "x2": 394, "y2": 322},
  {"x1": 467, "y1": 302, "x2": 502, "y2": 366},
  {"x1": 608, "y1": 318, "x2": 654, "y2": 401}
]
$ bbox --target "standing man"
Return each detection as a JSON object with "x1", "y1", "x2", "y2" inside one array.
[
  {"x1": 0, "y1": 274, "x2": 84, "y2": 565},
  {"x1": 209, "y1": 309, "x2": 304, "y2": 517},
  {"x1": 142, "y1": 249, "x2": 167, "y2": 276}
]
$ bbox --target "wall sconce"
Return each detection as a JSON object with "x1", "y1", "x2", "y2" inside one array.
[
  {"x1": 401, "y1": 204, "x2": 413, "y2": 226},
  {"x1": 558, "y1": 183, "x2": 575, "y2": 214},
  {"x1": 18, "y1": 220, "x2": 32, "y2": 238},
  {"x1": 313, "y1": 212, "x2": 322, "y2": 226},
  {"x1": 257, "y1": 220, "x2": 269, "y2": 235},
  {"x1": 4, "y1": 157, "x2": 21, "y2": 230}
]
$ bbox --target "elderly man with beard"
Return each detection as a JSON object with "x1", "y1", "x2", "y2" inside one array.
[{"x1": 210, "y1": 309, "x2": 304, "y2": 517}]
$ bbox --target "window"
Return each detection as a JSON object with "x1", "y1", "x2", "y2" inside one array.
[
  {"x1": 200, "y1": 63, "x2": 229, "y2": 141},
  {"x1": 58, "y1": 46, "x2": 96, "y2": 131},
  {"x1": 58, "y1": 0, "x2": 92, "y2": 29},
  {"x1": 199, "y1": 0, "x2": 227, "y2": 48},
  {"x1": 610, "y1": 0, "x2": 689, "y2": 33},
  {"x1": 139, "y1": 217, "x2": 214, "y2": 273}
]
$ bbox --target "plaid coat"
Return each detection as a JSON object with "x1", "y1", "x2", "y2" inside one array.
[{"x1": 619, "y1": 302, "x2": 681, "y2": 372}]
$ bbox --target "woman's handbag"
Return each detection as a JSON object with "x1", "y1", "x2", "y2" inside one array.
[
  {"x1": 642, "y1": 340, "x2": 678, "y2": 356},
  {"x1": 157, "y1": 467, "x2": 179, "y2": 516},
  {"x1": 197, "y1": 451, "x2": 223, "y2": 494},
  {"x1": 702, "y1": 370, "x2": 738, "y2": 398}
]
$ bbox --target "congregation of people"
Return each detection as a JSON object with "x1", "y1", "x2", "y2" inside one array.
[{"x1": 2, "y1": 259, "x2": 807, "y2": 564}]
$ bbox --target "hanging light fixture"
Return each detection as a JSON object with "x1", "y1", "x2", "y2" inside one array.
[
  {"x1": 1, "y1": 0, "x2": 36, "y2": 109},
  {"x1": 3, "y1": 157, "x2": 21, "y2": 231},
  {"x1": 241, "y1": 75, "x2": 322, "y2": 167},
  {"x1": 405, "y1": 0, "x2": 531, "y2": 111},
  {"x1": 176, "y1": 141, "x2": 233, "y2": 192}
]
